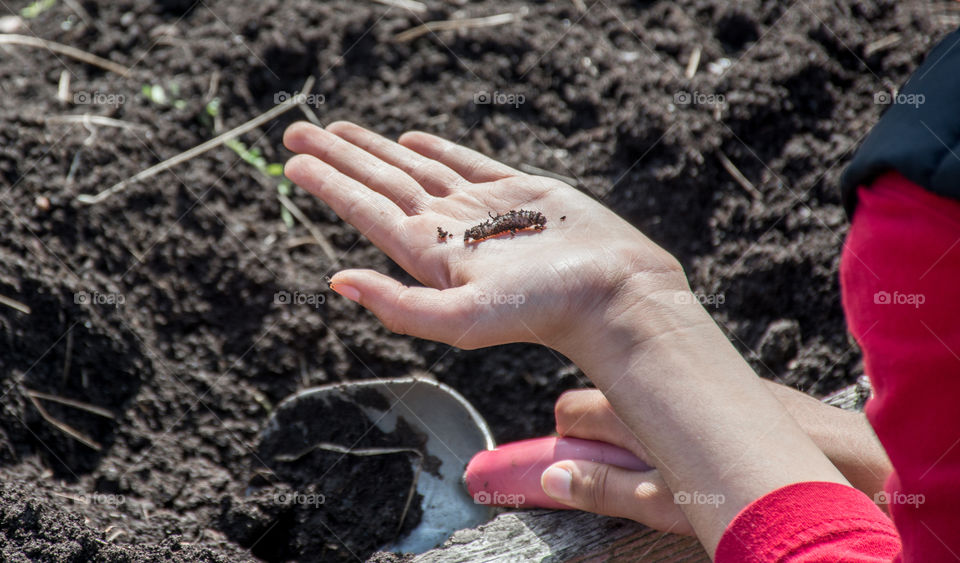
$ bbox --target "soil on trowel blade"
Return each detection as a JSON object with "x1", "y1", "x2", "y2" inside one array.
[{"x1": 218, "y1": 392, "x2": 425, "y2": 562}]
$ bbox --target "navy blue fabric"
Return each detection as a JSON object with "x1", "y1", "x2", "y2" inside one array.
[{"x1": 841, "y1": 28, "x2": 960, "y2": 215}]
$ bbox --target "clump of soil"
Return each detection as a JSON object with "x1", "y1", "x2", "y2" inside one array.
[
  {"x1": 0, "y1": 0, "x2": 953, "y2": 561},
  {"x1": 0, "y1": 481, "x2": 237, "y2": 562}
]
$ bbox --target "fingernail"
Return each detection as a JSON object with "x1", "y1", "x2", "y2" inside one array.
[
  {"x1": 541, "y1": 466, "x2": 573, "y2": 501},
  {"x1": 331, "y1": 284, "x2": 361, "y2": 303}
]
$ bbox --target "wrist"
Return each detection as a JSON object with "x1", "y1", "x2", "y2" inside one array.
[
  {"x1": 765, "y1": 382, "x2": 892, "y2": 499},
  {"x1": 556, "y1": 271, "x2": 718, "y2": 385},
  {"x1": 556, "y1": 276, "x2": 851, "y2": 555}
]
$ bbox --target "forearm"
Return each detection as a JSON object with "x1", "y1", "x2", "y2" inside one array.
[
  {"x1": 561, "y1": 283, "x2": 849, "y2": 556},
  {"x1": 764, "y1": 380, "x2": 891, "y2": 499}
]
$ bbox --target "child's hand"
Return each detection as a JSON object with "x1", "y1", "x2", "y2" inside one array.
[
  {"x1": 544, "y1": 384, "x2": 892, "y2": 537},
  {"x1": 283, "y1": 121, "x2": 686, "y2": 357},
  {"x1": 544, "y1": 389, "x2": 694, "y2": 535}
]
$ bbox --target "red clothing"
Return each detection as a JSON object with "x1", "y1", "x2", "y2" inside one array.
[
  {"x1": 717, "y1": 172, "x2": 960, "y2": 561},
  {"x1": 715, "y1": 482, "x2": 900, "y2": 561}
]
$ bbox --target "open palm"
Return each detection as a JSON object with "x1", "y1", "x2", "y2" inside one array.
[{"x1": 283, "y1": 122, "x2": 684, "y2": 353}]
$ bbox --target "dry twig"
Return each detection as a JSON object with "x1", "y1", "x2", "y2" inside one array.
[
  {"x1": 277, "y1": 193, "x2": 338, "y2": 263},
  {"x1": 297, "y1": 103, "x2": 323, "y2": 126},
  {"x1": 77, "y1": 76, "x2": 316, "y2": 204},
  {"x1": 56, "y1": 70, "x2": 70, "y2": 104},
  {"x1": 61, "y1": 329, "x2": 74, "y2": 386},
  {"x1": 864, "y1": 33, "x2": 901, "y2": 56},
  {"x1": 24, "y1": 390, "x2": 103, "y2": 451},
  {"x1": 0, "y1": 294, "x2": 30, "y2": 314},
  {"x1": 24, "y1": 388, "x2": 115, "y2": 419},
  {"x1": 685, "y1": 45, "x2": 701, "y2": 79},
  {"x1": 285, "y1": 236, "x2": 321, "y2": 249},
  {"x1": 0, "y1": 33, "x2": 131, "y2": 76},
  {"x1": 46, "y1": 114, "x2": 150, "y2": 132},
  {"x1": 718, "y1": 151, "x2": 762, "y2": 200},
  {"x1": 395, "y1": 12, "x2": 518, "y2": 43},
  {"x1": 371, "y1": 0, "x2": 427, "y2": 12}
]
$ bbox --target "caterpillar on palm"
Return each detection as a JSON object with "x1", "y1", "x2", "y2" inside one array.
[{"x1": 463, "y1": 209, "x2": 547, "y2": 243}]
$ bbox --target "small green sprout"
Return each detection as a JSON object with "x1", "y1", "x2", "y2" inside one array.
[
  {"x1": 20, "y1": 0, "x2": 55, "y2": 19},
  {"x1": 223, "y1": 138, "x2": 294, "y2": 228},
  {"x1": 142, "y1": 83, "x2": 187, "y2": 109},
  {"x1": 277, "y1": 180, "x2": 294, "y2": 228},
  {"x1": 205, "y1": 98, "x2": 221, "y2": 118}
]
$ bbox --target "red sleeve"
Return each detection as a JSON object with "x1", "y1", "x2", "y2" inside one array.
[
  {"x1": 840, "y1": 172, "x2": 960, "y2": 562},
  {"x1": 715, "y1": 482, "x2": 900, "y2": 561},
  {"x1": 718, "y1": 171, "x2": 960, "y2": 561}
]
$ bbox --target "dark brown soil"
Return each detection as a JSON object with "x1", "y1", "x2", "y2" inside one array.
[
  {"x1": 232, "y1": 391, "x2": 426, "y2": 562},
  {"x1": 0, "y1": 0, "x2": 953, "y2": 561}
]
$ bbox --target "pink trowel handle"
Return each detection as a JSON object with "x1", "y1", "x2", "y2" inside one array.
[{"x1": 464, "y1": 436, "x2": 650, "y2": 510}]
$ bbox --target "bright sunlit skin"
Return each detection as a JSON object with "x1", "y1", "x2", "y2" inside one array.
[
  {"x1": 550, "y1": 385, "x2": 892, "y2": 535},
  {"x1": 283, "y1": 120, "x2": 852, "y2": 556},
  {"x1": 283, "y1": 120, "x2": 686, "y2": 352}
]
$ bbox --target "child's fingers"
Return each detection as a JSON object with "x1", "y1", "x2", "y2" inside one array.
[
  {"x1": 555, "y1": 389, "x2": 649, "y2": 461},
  {"x1": 541, "y1": 461, "x2": 693, "y2": 535},
  {"x1": 325, "y1": 121, "x2": 465, "y2": 197},
  {"x1": 284, "y1": 155, "x2": 412, "y2": 263},
  {"x1": 284, "y1": 121, "x2": 431, "y2": 215},
  {"x1": 328, "y1": 269, "x2": 486, "y2": 347},
  {"x1": 398, "y1": 130, "x2": 522, "y2": 184}
]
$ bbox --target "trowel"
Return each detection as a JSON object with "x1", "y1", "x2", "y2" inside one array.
[{"x1": 259, "y1": 375, "x2": 649, "y2": 554}]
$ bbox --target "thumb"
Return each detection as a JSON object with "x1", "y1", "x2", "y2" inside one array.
[
  {"x1": 328, "y1": 269, "x2": 484, "y2": 346},
  {"x1": 541, "y1": 461, "x2": 693, "y2": 535}
]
